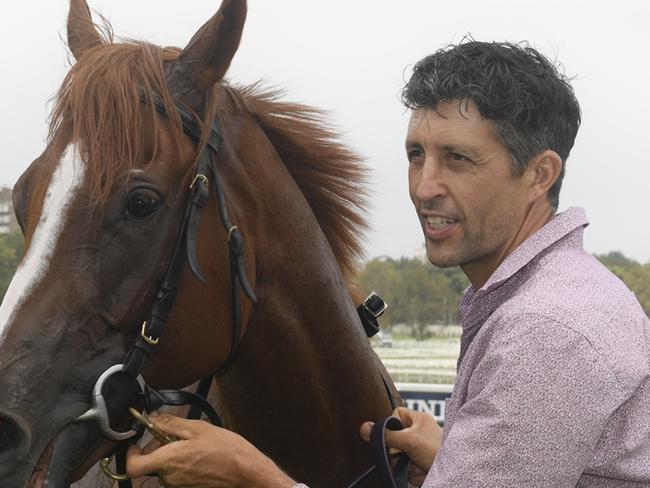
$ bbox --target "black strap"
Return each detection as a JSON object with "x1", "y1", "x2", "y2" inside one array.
[
  {"x1": 370, "y1": 417, "x2": 410, "y2": 488},
  {"x1": 187, "y1": 376, "x2": 215, "y2": 420},
  {"x1": 142, "y1": 389, "x2": 223, "y2": 427},
  {"x1": 115, "y1": 443, "x2": 132, "y2": 488},
  {"x1": 124, "y1": 94, "x2": 255, "y2": 381},
  {"x1": 358, "y1": 306, "x2": 380, "y2": 337},
  {"x1": 381, "y1": 374, "x2": 400, "y2": 411},
  {"x1": 122, "y1": 172, "x2": 196, "y2": 377},
  {"x1": 216, "y1": 232, "x2": 244, "y2": 375},
  {"x1": 185, "y1": 153, "x2": 212, "y2": 284},
  {"x1": 347, "y1": 417, "x2": 410, "y2": 488},
  {"x1": 207, "y1": 161, "x2": 256, "y2": 301}
]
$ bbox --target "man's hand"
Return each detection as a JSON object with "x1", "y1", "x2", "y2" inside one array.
[
  {"x1": 360, "y1": 407, "x2": 443, "y2": 478},
  {"x1": 126, "y1": 413, "x2": 296, "y2": 488}
]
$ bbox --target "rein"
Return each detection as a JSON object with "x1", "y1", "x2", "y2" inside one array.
[{"x1": 73, "y1": 93, "x2": 410, "y2": 488}]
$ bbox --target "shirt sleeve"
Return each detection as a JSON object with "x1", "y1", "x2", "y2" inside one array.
[{"x1": 424, "y1": 314, "x2": 625, "y2": 488}]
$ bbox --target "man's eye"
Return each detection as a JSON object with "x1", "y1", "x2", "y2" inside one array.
[
  {"x1": 448, "y1": 152, "x2": 470, "y2": 163},
  {"x1": 407, "y1": 148, "x2": 424, "y2": 163}
]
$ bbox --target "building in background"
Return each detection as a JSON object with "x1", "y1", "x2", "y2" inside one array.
[{"x1": 0, "y1": 187, "x2": 19, "y2": 234}]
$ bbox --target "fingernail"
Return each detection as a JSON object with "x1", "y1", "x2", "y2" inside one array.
[{"x1": 360, "y1": 421, "x2": 374, "y2": 437}]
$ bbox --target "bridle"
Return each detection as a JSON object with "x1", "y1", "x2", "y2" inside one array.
[
  {"x1": 72, "y1": 92, "x2": 411, "y2": 488},
  {"x1": 74, "y1": 92, "x2": 255, "y2": 482}
]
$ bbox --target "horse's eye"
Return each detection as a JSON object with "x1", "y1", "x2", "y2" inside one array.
[{"x1": 126, "y1": 189, "x2": 160, "y2": 219}]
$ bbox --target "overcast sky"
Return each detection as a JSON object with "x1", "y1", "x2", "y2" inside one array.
[{"x1": 2, "y1": 1, "x2": 649, "y2": 263}]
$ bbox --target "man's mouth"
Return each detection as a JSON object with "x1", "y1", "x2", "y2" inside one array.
[
  {"x1": 423, "y1": 215, "x2": 458, "y2": 239},
  {"x1": 426, "y1": 216, "x2": 456, "y2": 229}
]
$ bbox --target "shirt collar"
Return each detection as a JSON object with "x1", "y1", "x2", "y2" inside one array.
[{"x1": 459, "y1": 206, "x2": 589, "y2": 314}]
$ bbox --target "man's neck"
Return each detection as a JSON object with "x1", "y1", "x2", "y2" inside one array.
[{"x1": 463, "y1": 204, "x2": 556, "y2": 289}]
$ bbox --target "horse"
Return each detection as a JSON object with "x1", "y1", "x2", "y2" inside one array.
[{"x1": 0, "y1": 0, "x2": 399, "y2": 487}]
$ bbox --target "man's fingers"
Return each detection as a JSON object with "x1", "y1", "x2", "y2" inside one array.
[
  {"x1": 360, "y1": 409, "x2": 442, "y2": 474},
  {"x1": 148, "y1": 412, "x2": 201, "y2": 439},
  {"x1": 141, "y1": 437, "x2": 163, "y2": 455},
  {"x1": 360, "y1": 421, "x2": 373, "y2": 442},
  {"x1": 392, "y1": 406, "x2": 417, "y2": 427},
  {"x1": 360, "y1": 420, "x2": 410, "y2": 453},
  {"x1": 384, "y1": 428, "x2": 412, "y2": 454},
  {"x1": 126, "y1": 444, "x2": 168, "y2": 478}
]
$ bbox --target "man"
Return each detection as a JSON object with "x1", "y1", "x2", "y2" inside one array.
[{"x1": 127, "y1": 41, "x2": 650, "y2": 487}]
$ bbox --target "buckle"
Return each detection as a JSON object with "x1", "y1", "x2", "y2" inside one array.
[
  {"x1": 141, "y1": 321, "x2": 160, "y2": 345},
  {"x1": 190, "y1": 173, "x2": 209, "y2": 189},
  {"x1": 362, "y1": 291, "x2": 388, "y2": 319}
]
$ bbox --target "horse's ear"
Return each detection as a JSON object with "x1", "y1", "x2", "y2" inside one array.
[
  {"x1": 168, "y1": 0, "x2": 246, "y2": 107},
  {"x1": 67, "y1": 0, "x2": 103, "y2": 60}
]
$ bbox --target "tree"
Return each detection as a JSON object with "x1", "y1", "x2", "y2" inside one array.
[
  {"x1": 596, "y1": 251, "x2": 638, "y2": 271},
  {"x1": 596, "y1": 251, "x2": 638, "y2": 283},
  {"x1": 358, "y1": 256, "x2": 467, "y2": 338},
  {"x1": 597, "y1": 251, "x2": 650, "y2": 316},
  {"x1": 616, "y1": 263, "x2": 650, "y2": 316},
  {"x1": 359, "y1": 251, "x2": 648, "y2": 339}
]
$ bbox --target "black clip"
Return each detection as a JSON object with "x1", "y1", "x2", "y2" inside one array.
[{"x1": 357, "y1": 291, "x2": 387, "y2": 338}]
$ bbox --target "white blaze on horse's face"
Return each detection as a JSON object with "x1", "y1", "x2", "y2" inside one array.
[{"x1": 0, "y1": 143, "x2": 86, "y2": 344}]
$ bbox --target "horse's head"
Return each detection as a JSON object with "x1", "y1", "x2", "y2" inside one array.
[{"x1": 0, "y1": 1, "x2": 250, "y2": 486}]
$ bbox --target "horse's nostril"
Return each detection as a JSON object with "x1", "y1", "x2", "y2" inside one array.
[{"x1": 0, "y1": 414, "x2": 28, "y2": 465}]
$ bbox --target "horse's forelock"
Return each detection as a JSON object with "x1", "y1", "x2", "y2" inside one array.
[{"x1": 48, "y1": 41, "x2": 188, "y2": 205}]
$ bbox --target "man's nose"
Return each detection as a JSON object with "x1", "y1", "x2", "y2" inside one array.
[{"x1": 414, "y1": 159, "x2": 448, "y2": 202}]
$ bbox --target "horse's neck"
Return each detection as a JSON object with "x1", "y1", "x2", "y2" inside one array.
[
  {"x1": 216, "y1": 187, "x2": 392, "y2": 486},
  {"x1": 219, "y1": 273, "x2": 391, "y2": 486},
  {"x1": 166, "y1": 103, "x2": 391, "y2": 485}
]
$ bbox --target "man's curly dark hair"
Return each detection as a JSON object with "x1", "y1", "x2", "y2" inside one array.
[{"x1": 402, "y1": 40, "x2": 581, "y2": 210}]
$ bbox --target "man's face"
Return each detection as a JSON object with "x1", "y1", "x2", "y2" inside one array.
[{"x1": 407, "y1": 100, "x2": 532, "y2": 285}]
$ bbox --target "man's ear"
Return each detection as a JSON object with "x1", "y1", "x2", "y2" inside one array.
[{"x1": 526, "y1": 150, "x2": 563, "y2": 203}]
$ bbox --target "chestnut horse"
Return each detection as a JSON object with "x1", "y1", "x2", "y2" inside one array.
[{"x1": 0, "y1": 1, "x2": 397, "y2": 487}]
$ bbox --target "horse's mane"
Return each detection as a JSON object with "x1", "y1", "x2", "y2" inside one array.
[
  {"x1": 229, "y1": 83, "x2": 369, "y2": 279},
  {"x1": 49, "y1": 40, "x2": 368, "y2": 283}
]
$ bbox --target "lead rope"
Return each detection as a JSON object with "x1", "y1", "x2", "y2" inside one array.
[{"x1": 346, "y1": 417, "x2": 410, "y2": 488}]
